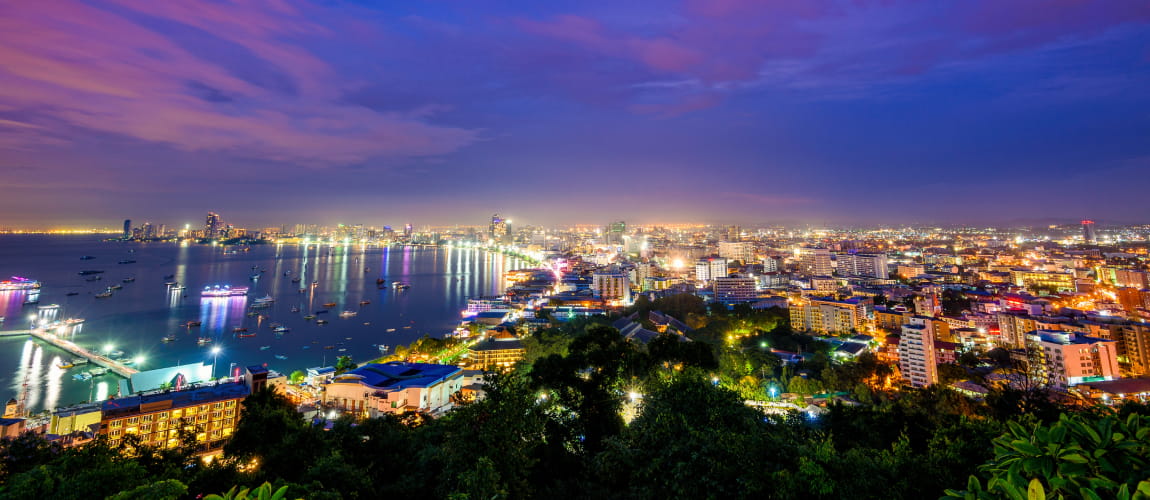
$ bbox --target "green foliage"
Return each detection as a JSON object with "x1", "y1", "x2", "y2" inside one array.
[
  {"x1": 204, "y1": 482, "x2": 296, "y2": 500},
  {"x1": 106, "y1": 479, "x2": 188, "y2": 500},
  {"x1": 288, "y1": 370, "x2": 306, "y2": 384}
]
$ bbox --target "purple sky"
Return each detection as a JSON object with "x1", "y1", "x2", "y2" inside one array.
[{"x1": 1, "y1": 0, "x2": 1149, "y2": 228}]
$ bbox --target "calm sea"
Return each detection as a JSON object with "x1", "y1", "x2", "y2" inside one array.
[{"x1": 0, "y1": 235, "x2": 525, "y2": 412}]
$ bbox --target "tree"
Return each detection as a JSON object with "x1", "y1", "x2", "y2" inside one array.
[
  {"x1": 334, "y1": 355, "x2": 357, "y2": 375},
  {"x1": 289, "y1": 370, "x2": 306, "y2": 384}
]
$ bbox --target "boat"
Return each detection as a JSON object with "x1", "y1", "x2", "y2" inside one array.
[
  {"x1": 274, "y1": 354, "x2": 288, "y2": 360},
  {"x1": 360, "y1": 300, "x2": 371, "y2": 305},
  {"x1": 378, "y1": 345, "x2": 390, "y2": 353},
  {"x1": 376, "y1": 278, "x2": 386, "y2": 285},
  {"x1": 78, "y1": 270, "x2": 104, "y2": 275},
  {"x1": 117, "y1": 259, "x2": 136, "y2": 264},
  {"x1": 73, "y1": 358, "x2": 89, "y2": 365},
  {"x1": 163, "y1": 274, "x2": 175, "y2": 279},
  {"x1": 303, "y1": 315, "x2": 316, "y2": 320},
  {"x1": 246, "y1": 311, "x2": 258, "y2": 317},
  {"x1": 249, "y1": 274, "x2": 260, "y2": 281},
  {"x1": 392, "y1": 282, "x2": 410, "y2": 290},
  {"x1": 233, "y1": 327, "x2": 248, "y2": 333},
  {"x1": 95, "y1": 291, "x2": 113, "y2": 298},
  {"x1": 73, "y1": 372, "x2": 92, "y2": 381},
  {"x1": 363, "y1": 322, "x2": 371, "y2": 326},
  {"x1": 315, "y1": 310, "x2": 329, "y2": 315},
  {"x1": 84, "y1": 276, "x2": 102, "y2": 282},
  {"x1": 238, "y1": 332, "x2": 257, "y2": 338},
  {"x1": 291, "y1": 277, "x2": 301, "y2": 283},
  {"x1": 202, "y1": 285, "x2": 248, "y2": 297},
  {"x1": 197, "y1": 338, "x2": 212, "y2": 345},
  {"x1": 290, "y1": 306, "x2": 300, "y2": 313},
  {"x1": 252, "y1": 295, "x2": 274, "y2": 305},
  {"x1": 108, "y1": 349, "x2": 124, "y2": 357},
  {"x1": 0, "y1": 277, "x2": 40, "y2": 291},
  {"x1": 402, "y1": 325, "x2": 412, "y2": 329},
  {"x1": 80, "y1": 256, "x2": 95, "y2": 260},
  {"x1": 386, "y1": 328, "x2": 396, "y2": 332},
  {"x1": 162, "y1": 335, "x2": 177, "y2": 342},
  {"x1": 260, "y1": 345, "x2": 271, "y2": 350},
  {"x1": 164, "y1": 281, "x2": 179, "y2": 287},
  {"x1": 284, "y1": 271, "x2": 291, "y2": 276},
  {"x1": 339, "y1": 310, "x2": 358, "y2": 318},
  {"x1": 185, "y1": 320, "x2": 202, "y2": 327},
  {"x1": 322, "y1": 302, "x2": 337, "y2": 307},
  {"x1": 89, "y1": 367, "x2": 107, "y2": 376},
  {"x1": 316, "y1": 319, "x2": 329, "y2": 325},
  {"x1": 56, "y1": 361, "x2": 75, "y2": 369},
  {"x1": 324, "y1": 345, "x2": 334, "y2": 350},
  {"x1": 122, "y1": 277, "x2": 135, "y2": 283},
  {"x1": 108, "y1": 284, "x2": 122, "y2": 290},
  {"x1": 66, "y1": 292, "x2": 79, "y2": 296},
  {"x1": 338, "y1": 348, "x2": 347, "y2": 352},
  {"x1": 273, "y1": 326, "x2": 290, "y2": 333}
]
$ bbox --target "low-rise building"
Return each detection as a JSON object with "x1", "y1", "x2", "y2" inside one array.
[
  {"x1": 322, "y1": 362, "x2": 463, "y2": 417},
  {"x1": 98, "y1": 380, "x2": 249, "y2": 456},
  {"x1": 464, "y1": 337, "x2": 526, "y2": 371}
]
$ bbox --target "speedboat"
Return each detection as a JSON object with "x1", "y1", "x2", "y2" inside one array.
[
  {"x1": 56, "y1": 361, "x2": 74, "y2": 369},
  {"x1": 73, "y1": 372, "x2": 92, "y2": 381}
]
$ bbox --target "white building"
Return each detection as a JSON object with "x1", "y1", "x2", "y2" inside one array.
[
  {"x1": 323, "y1": 362, "x2": 463, "y2": 417},
  {"x1": 796, "y1": 248, "x2": 832, "y2": 277},
  {"x1": 718, "y1": 241, "x2": 755, "y2": 264},
  {"x1": 695, "y1": 257, "x2": 729, "y2": 284},
  {"x1": 592, "y1": 272, "x2": 631, "y2": 303},
  {"x1": 899, "y1": 320, "x2": 938, "y2": 388},
  {"x1": 836, "y1": 253, "x2": 889, "y2": 279}
]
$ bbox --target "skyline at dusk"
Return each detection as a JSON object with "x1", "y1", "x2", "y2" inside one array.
[{"x1": 2, "y1": 1, "x2": 1150, "y2": 227}]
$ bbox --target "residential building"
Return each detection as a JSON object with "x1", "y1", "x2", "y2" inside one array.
[
  {"x1": 1026, "y1": 330, "x2": 1119, "y2": 391},
  {"x1": 718, "y1": 241, "x2": 754, "y2": 264},
  {"x1": 899, "y1": 321, "x2": 938, "y2": 388},
  {"x1": 836, "y1": 253, "x2": 889, "y2": 279},
  {"x1": 695, "y1": 257, "x2": 729, "y2": 284},
  {"x1": 592, "y1": 272, "x2": 631, "y2": 303},
  {"x1": 98, "y1": 380, "x2": 249, "y2": 456},
  {"x1": 714, "y1": 277, "x2": 757, "y2": 304},
  {"x1": 790, "y1": 296, "x2": 872, "y2": 335},
  {"x1": 796, "y1": 248, "x2": 832, "y2": 277}
]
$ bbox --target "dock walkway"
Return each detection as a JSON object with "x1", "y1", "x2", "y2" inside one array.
[{"x1": 1, "y1": 328, "x2": 137, "y2": 377}]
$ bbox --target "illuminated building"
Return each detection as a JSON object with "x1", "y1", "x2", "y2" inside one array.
[
  {"x1": 1026, "y1": 330, "x2": 1119, "y2": 391},
  {"x1": 322, "y1": 362, "x2": 463, "y2": 417},
  {"x1": 796, "y1": 247, "x2": 832, "y2": 277},
  {"x1": 695, "y1": 257, "x2": 728, "y2": 284},
  {"x1": 1009, "y1": 269, "x2": 1075, "y2": 292},
  {"x1": 464, "y1": 337, "x2": 526, "y2": 371},
  {"x1": 592, "y1": 272, "x2": 631, "y2": 303},
  {"x1": 718, "y1": 241, "x2": 754, "y2": 264},
  {"x1": 204, "y1": 212, "x2": 222, "y2": 240},
  {"x1": 724, "y1": 225, "x2": 741, "y2": 242},
  {"x1": 790, "y1": 296, "x2": 872, "y2": 335},
  {"x1": 1082, "y1": 219, "x2": 1097, "y2": 243},
  {"x1": 897, "y1": 264, "x2": 925, "y2": 280},
  {"x1": 122, "y1": 219, "x2": 131, "y2": 238},
  {"x1": 607, "y1": 220, "x2": 626, "y2": 246},
  {"x1": 490, "y1": 214, "x2": 509, "y2": 242},
  {"x1": 836, "y1": 253, "x2": 889, "y2": 279},
  {"x1": 714, "y1": 277, "x2": 757, "y2": 304},
  {"x1": 99, "y1": 380, "x2": 248, "y2": 456},
  {"x1": 898, "y1": 320, "x2": 939, "y2": 388}
]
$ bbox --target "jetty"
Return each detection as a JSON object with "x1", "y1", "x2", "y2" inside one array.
[{"x1": 1, "y1": 328, "x2": 138, "y2": 378}]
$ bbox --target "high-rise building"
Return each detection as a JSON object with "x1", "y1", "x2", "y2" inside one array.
[
  {"x1": 899, "y1": 319, "x2": 939, "y2": 388},
  {"x1": 1082, "y1": 219, "x2": 1097, "y2": 243},
  {"x1": 714, "y1": 277, "x2": 757, "y2": 304},
  {"x1": 490, "y1": 214, "x2": 509, "y2": 242},
  {"x1": 796, "y1": 247, "x2": 832, "y2": 277},
  {"x1": 122, "y1": 219, "x2": 131, "y2": 238},
  {"x1": 1026, "y1": 330, "x2": 1119, "y2": 391},
  {"x1": 789, "y1": 296, "x2": 872, "y2": 334},
  {"x1": 607, "y1": 220, "x2": 626, "y2": 246},
  {"x1": 695, "y1": 257, "x2": 729, "y2": 284},
  {"x1": 718, "y1": 241, "x2": 754, "y2": 264},
  {"x1": 204, "y1": 212, "x2": 222, "y2": 240},
  {"x1": 592, "y1": 272, "x2": 631, "y2": 303},
  {"x1": 724, "y1": 225, "x2": 741, "y2": 242},
  {"x1": 404, "y1": 223, "x2": 413, "y2": 240},
  {"x1": 836, "y1": 253, "x2": 889, "y2": 279}
]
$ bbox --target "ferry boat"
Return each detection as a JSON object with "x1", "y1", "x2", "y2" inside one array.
[
  {"x1": 252, "y1": 295, "x2": 274, "y2": 306},
  {"x1": 339, "y1": 310, "x2": 358, "y2": 318},
  {"x1": 202, "y1": 285, "x2": 248, "y2": 297},
  {"x1": 0, "y1": 277, "x2": 40, "y2": 291}
]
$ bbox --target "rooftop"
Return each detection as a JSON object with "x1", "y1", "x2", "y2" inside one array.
[{"x1": 331, "y1": 362, "x2": 461, "y2": 391}]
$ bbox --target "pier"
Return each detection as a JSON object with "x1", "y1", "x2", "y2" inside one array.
[{"x1": 1, "y1": 328, "x2": 138, "y2": 378}]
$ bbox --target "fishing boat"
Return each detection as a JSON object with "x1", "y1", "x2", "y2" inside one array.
[
  {"x1": 339, "y1": 310, "x2": 358, "y2": 318},
  {"x1": 162, "y1": 334, "x2": 177, "y2": 342},
  {"x1": 95, "y1": 291, "x2": 113, "y2": 298},
  {"x1": 322, "y1": 302, "x2": 337, "y2": 307}
]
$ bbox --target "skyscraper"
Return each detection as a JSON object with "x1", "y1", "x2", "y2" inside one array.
[
  {"x1": 607, "y1": 220, "x2": 626, "y2": 246},
  {"x1": 404, "y1": 223, "x2": 414, "y2": 240},
  {"x1": 1082, "y1": 219, "x2": 1097, "y2": 243},
  {"x1": 725, "y1": 225, "x2": 741, "y2": 242},
  {"x1": 204, "y1": 212, "x2": 222, "y2": 239},
  {"x1": 122, "y1": 219, "x2": 131, "y2": 238},
  {"x1": 796, "y1": 247, "x2": 833, "y2": 277},
  {"x1": 490, "y1": 214, "x2": 509, "y2": 242}
]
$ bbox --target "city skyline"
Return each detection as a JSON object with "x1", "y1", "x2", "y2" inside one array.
[{"x1": 1, "y1": 1, "x2": 1149, "y2": 227}]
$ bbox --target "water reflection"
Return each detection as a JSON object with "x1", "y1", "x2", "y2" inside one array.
[{"x1": 199, "y1": 296, "x2": 248, "y2": 335}]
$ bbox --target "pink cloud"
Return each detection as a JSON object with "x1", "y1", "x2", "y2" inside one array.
[{"x1": 0, "y1": 0, "x2": 477, "y2": 166}]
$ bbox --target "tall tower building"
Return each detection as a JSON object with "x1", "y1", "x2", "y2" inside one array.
[
  {"x1": 1082, "y1": 219, "x2": 1097, "y2": 243},
  {"x1": 607, "y1": 220, "x2": 626, "y2": 246},
  {"x1": 725, "y1": 225, "x2": 741, "y2": 242},
  {"x1": 205, "y1": 212, "x2": 222, "y2": 239},
  {"x1": 490, "y1": 214, "x2": 509, "y2": 242},
  {"x1": 836, "y1": 252, "x2": 889, "y2": 279},
  {"x1": 403, "y1": 223, "x2": 414, "y2": 240},
  {"x1": 122, "y1": 219, "x2": 131, "y2": 238},
  {"x1": 796, "y1": 247, "x2": 833, "y2": 277}
]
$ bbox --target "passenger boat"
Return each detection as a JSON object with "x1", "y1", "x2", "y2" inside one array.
[
  {"x1": 0, "y1": 277, "x2": 40, "y2": 291},
  {"x1": 202, "y1": 285, "x2": 248, "y2": 297}
]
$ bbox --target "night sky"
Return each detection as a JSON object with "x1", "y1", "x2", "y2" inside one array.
[{"x1": 1, "y1": 1, "x2": 1148, "y2": 228}]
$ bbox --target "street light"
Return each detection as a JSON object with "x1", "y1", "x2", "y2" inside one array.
[{"x1": 211, "y1": 346, "x2": 222, "y2": 380}]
